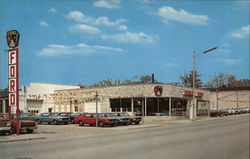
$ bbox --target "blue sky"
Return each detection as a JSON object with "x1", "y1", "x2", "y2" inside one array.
[{"x1": 0, "y1": 0, "x2": 249, "y2": 88}]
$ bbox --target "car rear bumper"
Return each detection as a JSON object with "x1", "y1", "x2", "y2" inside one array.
[
  {"x1": 20, "y1": 126, "x2": 37, "y2": 131},
  {"x1": 117, "y1": 120, "x2": 130, "y2": 125},
  {"x1": 0, "y1": 127, "x2": 11, "y2": 131},
  {"x1": 105, "y1": 121, "x2": 118, "y2": 125}
]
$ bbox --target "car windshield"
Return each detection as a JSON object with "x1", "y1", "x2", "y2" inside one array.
[
  {"x1": 107, "y1": 113, "x2": 118, "y2": 117},
  {"x1": 94, "y1": 113, "x2": 108, "y2": 117},
  {"x1": 0, "y1": 114, "x2": 16, "y2": 119},
  {"x1": 120, "y1": 113, "x2": 130, "y2": 116},
  {"x1": 50, "y1": 113, "x2": 58, "y2": 116}
]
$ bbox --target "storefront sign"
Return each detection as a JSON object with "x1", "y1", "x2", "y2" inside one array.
[
  {"x1": 154, "y1": 86, "x2": 163, "y2": 96},
  {"x1": 183, "y1": 90, "x2": 203, "y2": 97},
  {"x1": 8, "y1": 48, "x2": 18, "y2": 106},
  {"x1": 6, "y1": 30, "x2": 20, "y2": 135},
  {"x1": 6, "y1": 30, "x2": 20, "y2": 48}
]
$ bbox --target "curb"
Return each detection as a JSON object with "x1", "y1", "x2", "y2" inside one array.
[
  {"x1": 0, "y1": 137, "x2": 47, "y2": 143},
  {"x1": 127, "y1": 124, "x2": 163, "y2": 130}
]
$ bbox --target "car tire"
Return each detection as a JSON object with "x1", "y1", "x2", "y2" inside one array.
[
  {"x1": 79, "y1": 121, "x2": 84, "y2": 126},
  {"x1": 99, "y1": 121, "x2": 104, "y2": 127},
  {"x1": 27, "y1": 129, "x2": 33, "y2": 133},
  {"x1": 53, "y1": 120, "x2": 58, "y2": 125},
  {"x1": 11, "y1": 127, "x2": 16, "y2": 134},
  {"x1": 37, "y1": 120, "x2": 41, "y2": 124},
  {"x1": 135, "y1": 121, "x2": 140, "y2": 125}
]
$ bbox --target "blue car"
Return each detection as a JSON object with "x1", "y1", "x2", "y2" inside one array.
[
  {"x1": 105, "y1": 113, "x2": 130, "y2": 126},
  {"x1": 33, "y1": 112, "x2": 69, "y2": 125}
]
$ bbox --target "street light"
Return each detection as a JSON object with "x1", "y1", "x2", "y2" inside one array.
[
  {"x1": 191, "y1": 47, "x2": 218, "y2": 120},
  {"x1": 95, "y1": 91, "x2": 99, "y2": 127}
]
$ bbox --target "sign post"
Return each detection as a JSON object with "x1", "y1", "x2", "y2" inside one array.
[{"x1": 6, "y1": 30, "x2": 20, "y2": 135}]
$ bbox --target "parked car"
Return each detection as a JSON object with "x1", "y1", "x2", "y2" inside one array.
[
  {"x1": 33, "y1": 112, "x2": 69, "y2": 125},
  {"x1": 219, "y1": 109, "x2": 229, "y2": 116},
  {"x1": 116, "y1": 112, "x2": 142, "y2": 125},
  {"x1": 148, "y1": 113, "x2": 169, "y2": 116},
  {"x1": 209, "y1": 110, "x2": 223, "y2": 117},
  {"x1": 58, "y1": 112, "x2": 75, "y2": 123},
  {"x1": 73, "y1": 113, "x2": 87, "y2": 124},
  {"x1": 20, "y1": 113, "x2": 35, "y2": 120},
  {"x1": 0, "y1": 117, "x2": 11, "y2": 135},
  {"x1": 78, "y1": 113, "x2": 118, "y2": 127},
  {"x1": 0, "y1": 113, "x2": 37, "y2": 134},
  {"x1": 239, "y1": 108, "x2": 248, "y2": 114},
  {"x1": 105, "y1": 113, "x2": 130, "y2": 126}
]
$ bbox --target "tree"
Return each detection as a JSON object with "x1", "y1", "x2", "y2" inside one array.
[
  {"x1": 140, "y1": 75, "x2": 153, "y2": 84},
  {"x1": 90, "y1": 74, "x2": 157, "y2": 87},
  {"x1": 179, "y1": 70, "x2": 203, "y2": 88},
  {"x1": 204, "y1": 73, "x2": 250, "y2": 88},
  {"x1": 204, "y1": 73, "x2": 230, "y2": 88}
]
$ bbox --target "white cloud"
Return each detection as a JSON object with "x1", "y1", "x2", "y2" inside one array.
[
  {"x1": 66, "y1": 11, "x2": 91, "y2": 23},
  {"x1": 66, "y1": 11, "x2": 127, "y2": 30},
  {"x1": 38, "y1": 43, "x2": 123, "y2": 56},
  {"x1": 94, "y1": 0, "x2": 120, "y2": 9},
  {"x1": 223, "y1": 58, "x2": 242, "y2": 65},
  {"x1": 49, "y1": 8, "x2": 57, "y2": 13},
  {"x1": 70, "y1": 24, "x2": 101, "y2": 34},
  {"x1": 158, "y1": 6, "x2": 208, "y2": 25},
  {"x1": 39, "y1": 21, "x2": 48, "y2": 27},
  {"x1": 230, "y1": 25, "x2": 250, "y2": 38},
  {"x1": 101, "y1": 31, "x2": 159, "y2": 44},
  {"x1": 118, "y1": 25, "x2": 128, "y2": 30}
]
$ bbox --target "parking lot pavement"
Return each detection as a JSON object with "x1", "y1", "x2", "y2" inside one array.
[
  {"x1": 1, "y1": 114, "x2": 248, "y2": 143},
  {"x1": 0, "y1": 122, "x2": 164, "y2": 143}
]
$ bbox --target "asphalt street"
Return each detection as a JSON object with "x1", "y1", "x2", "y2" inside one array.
[{"x1": 0, "y1": 115, "x2": 249, "y2": 159}]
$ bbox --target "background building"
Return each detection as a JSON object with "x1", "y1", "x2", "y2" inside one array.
[
  {"x1": 19, "y1": 82, "x2": 81, "y2": 114},
  {"x1": 209, "y1": 87, "x2": 250, "y2": 110},
  {"x1": 53, "y1": 83, "x2": 210, "y2": 119},
  {"x1": 0, "y1": 89, "x2": 8, "y2": 113},
  {"x1": 2, "y1": 82, "x2": 249, "y2": 120}
]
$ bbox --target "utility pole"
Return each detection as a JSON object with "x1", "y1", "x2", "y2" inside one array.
[
  {"x1": 192, "y1": 51, "x2": 196, "y2": 120},
  {"x1": 216, "y1": 88, "x2": 219, "y2": 117},
  {"x1": 96, "y1": 91, "x2": 98, "y2": 127},
  {"x1": 191, "y1": 47, "x2": 218, "y2": 120},
  {"x1": 236, "y1": 91, "x2": 239, "y2": 114}
]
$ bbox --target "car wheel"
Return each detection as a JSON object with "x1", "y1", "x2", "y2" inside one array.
[
  {"x1": 27, "y1": 129, "x2": 33, "y2": 133},
  {"x1": 53, "y1": 120, "x2": 58, "y2": 125},
  {"x1": 79, "y1": 121, "x2": 84, "y2": 126},
  {"x1": 11, "y1": 127, "x2": 16, "y2": 134},
  {"x1": 37, "y1": 120, "x2": 41, "y2": 124},
  {"x1": 8, "y1": 130, "x2": 12, "y2": 135},
  {"x1": 135, "y1": 121, "x2": 140, "y2": 125},
  {"x1": 99, "y1": 121, "x2": 104, "y2": 127}
]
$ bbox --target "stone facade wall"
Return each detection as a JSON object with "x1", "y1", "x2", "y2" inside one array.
[{"x1": 54, "y1": 84, "x2": 210, "y2": 113}]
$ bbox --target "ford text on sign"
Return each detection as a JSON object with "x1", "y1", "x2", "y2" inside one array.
[{"x1": 8, "y1": 48, "x2": 18, "y2": 106}]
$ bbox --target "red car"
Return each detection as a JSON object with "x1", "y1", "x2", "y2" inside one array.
[
  {"x1": 0, "y1": 113, "x2": 37, "y2": 134},
  {"x1": 78, "y1": 113, "x2": 118, "y2": 127},
  {"x1": 72, "y1": 113, "x2": 87, "y2": 124}
]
